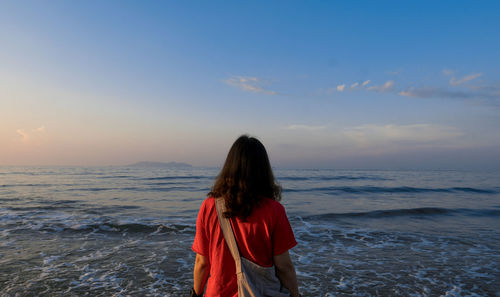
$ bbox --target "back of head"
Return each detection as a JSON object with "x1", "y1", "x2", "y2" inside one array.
[{"x1": 209, "y1": 135, "x2": 281, "y2": 220}]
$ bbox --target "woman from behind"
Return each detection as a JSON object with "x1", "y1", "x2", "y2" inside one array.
[{"x1": 191, "y1": 135, "x2": 300, "y2": 297}]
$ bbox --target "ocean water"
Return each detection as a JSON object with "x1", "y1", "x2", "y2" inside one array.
[{"x1": 0, "y1": 166, "x2": 499, "y2": 297}]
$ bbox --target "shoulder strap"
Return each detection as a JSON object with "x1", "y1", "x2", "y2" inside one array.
[{"x1": 215, "y1": 198, "x2": 242, "y2": 272}]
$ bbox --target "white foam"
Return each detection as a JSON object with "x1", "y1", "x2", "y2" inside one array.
[
  {"x1": 98, "y1": 224, "x2": 118, "y2": 232},
  {"x1": 344, "y1": 245, "x2": 362, "y2": 254},
  {"x1": 0, "y1": 239, "x2": 14, "y2": 247},
  {"x1": 43, "y1": 255, "x2": 61, "y2": 265},
  {"x1": 75, "y1": 250, "x2": 109, "y2": 263},
  {"x1": 336, "y1": 276, "x2": 350, "y2": 290},
  {"x1": 297, "y1": 254, "x2": 313, "y2": 264},
  {"x1": 440, "y1": 285, "x2": 463, "y2": 297},
  {"x1": 69, "y1": 224, "x2": 89, "y2": 230}
]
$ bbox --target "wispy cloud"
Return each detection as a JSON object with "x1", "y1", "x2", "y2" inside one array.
[
  {"x1": 449, "y1": 73, "x2": 482, "y2": 86},
  {"x1": 366, "y1": 80, "x2": 394, "y2": 92},
  {"x1": 467, "y1": 82, "x2": 500, "y2": 93},
  {"x1": 399, "y1": 83, "x2": 500, "y2": 103},
  {"x1": 398, "y1": 70, "x2": 500, "y2": 105},
  {"x1": 34, "y1": 126, "x2": 46, "y2": 133},
  {"x1": 224, "y1": 76, "x2": 277, "y2": 95},
  {"x1": 285, "y1": 124, "x2": 326, "y2": 131},
  {"x1": 344, "y1": 124, "x2": 462, "y2": 145},
  {"x1": 333, "y1": 79, "x2": 394, "y2": 93},
  {"x1": 16, "y1": 126, "x2": 46, "y2": 143},
  {"x1": 16, "y1": 129, "x2": 30, "y2": 142},
  {"x1": 398, "y1": 87, "x2": 476, "y2": 99}
]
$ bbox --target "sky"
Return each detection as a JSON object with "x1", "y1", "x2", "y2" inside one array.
[{"x1": 1, "y1": 0, "x2": 499, "y2": 169}]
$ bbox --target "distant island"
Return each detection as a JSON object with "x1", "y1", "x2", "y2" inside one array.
[{"x1": 128, "y1": 161, "x2": 193, "y2": 168}]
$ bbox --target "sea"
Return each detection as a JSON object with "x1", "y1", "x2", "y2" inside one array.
[{"x1": 0, "y1": 166, "x2": 499, "y2": 297}]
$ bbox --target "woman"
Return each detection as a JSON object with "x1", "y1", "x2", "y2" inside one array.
[{"x1": 191, "y1": 135, "x2": 300, "y2": 297}]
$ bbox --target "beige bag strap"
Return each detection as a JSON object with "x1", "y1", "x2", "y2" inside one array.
[{"x1": 215, "y1": 198, "x2": 242, "y2": 273}]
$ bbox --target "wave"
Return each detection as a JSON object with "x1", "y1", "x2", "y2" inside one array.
[
  {"x1": 139, "y1": 175, "x2": 212, "y2": 181},
  {"x1": 278, "y1": 176, "x2": 391, "y2": 181},
  {"x1": 73, "y1": 222, "x2": 194, "y2": 234},
  {"x1": 312, "y1": 207, "x2": 500, "y2": 220},
  {"x1": 99, "y1": 175, "x2": 134, "y2": 179},
  {"x1": 1, "y1": 183, "x2": 55, "y2": 188},
  {"x1": 0, "y1": 208, "x2": 195, "y2": 235},
  {"x1": 29, "y1": 221, "x2": 196, "y2": 235},
  {"x1": 98, "y1": 175, "x2": 212, "y2": 180},
  {"x1": 66, "y1": 186, "x2": 204, "y2": 192},
  {"x1": 284, "y1": 186, "x2": 497, "y2": 194},
  {"x1": 128, "y1": 186, "x2": 207, "y2": 192}
]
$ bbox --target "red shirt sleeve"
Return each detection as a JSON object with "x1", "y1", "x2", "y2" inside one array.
[
  {"x1": 272, "y1": 202, "x2": 297, "y2": 256},
  {"x1": 192, "y1": 199, "x2": 209, "y2": 256}
]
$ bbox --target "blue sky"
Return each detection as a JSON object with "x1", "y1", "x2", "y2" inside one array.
[{"x1": 1, "y1": 1, "x2": 499, "y2": 169}]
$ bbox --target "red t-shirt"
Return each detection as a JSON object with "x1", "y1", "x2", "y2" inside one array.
[{"x1": 192, "y1": 196, "x2": 297, "y2": 297}]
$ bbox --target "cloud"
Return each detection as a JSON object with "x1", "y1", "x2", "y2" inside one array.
[
  {"x1": 334, "y1": 79, "x2": 394, "y2": 93},
  {"x1": 449, "y1": 73, "x2": 482, "y2": 86},
  {"x1": 366, "y1": 80, "x2": 394, "y2": 92},
  {"x1": 331, "y1": 70, "x2": 498, "y2": 106},
  {"x1": 398, "y1": 87, "x2": 471, "y2": 99},
  {"x1": 16, "y1": 129, "x2": 30, "y2": 142},
  {"x1": 34, "y1": 126, "x2": 46, "y2": 133},
  {"x1": 457, "y1": 76, "x2": 500, "y2": 105},
  {"x1": 224, "y1": 76, "x2": 277, "y2": 95},
  {"x1": 285, "y1": 124, "x2": 326, "y2": 131},
  {"x1": 344, "y1": 124, "x2": 463, "y2": 145},
  {"x1": 399, "y1": 86, "x2": 499, "y2": 102},
  {"x1": 398, "y1": 71, "x2": 500, "y2": 104},
  {"x1": 466, "y1": 82, "x2": 500, "y2": 94},
  {"x1": 335, "y1": 81, "x2": 362, "y2": 92},
  {"x1": 16, "y1": 126, "x2": 46, "y2": 143}
]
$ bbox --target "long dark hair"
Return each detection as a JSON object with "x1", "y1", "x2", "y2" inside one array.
[{"x1": 209, "y1": 135, "x2": 281, "y2": 220}]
